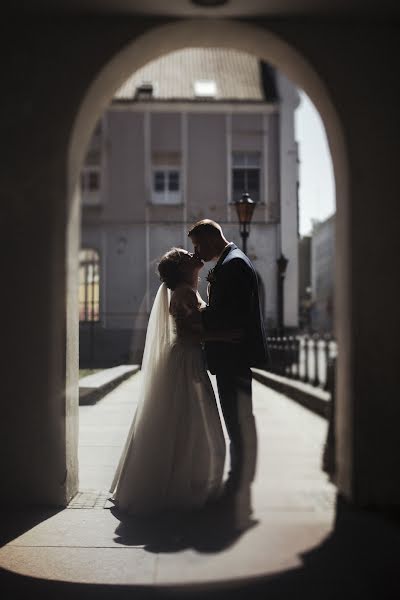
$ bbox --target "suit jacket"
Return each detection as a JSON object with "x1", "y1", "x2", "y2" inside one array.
[{"x1": 201, "y1": 243, "x2": 269, "y2": 374}]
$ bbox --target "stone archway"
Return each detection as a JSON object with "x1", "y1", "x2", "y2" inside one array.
[{"x1": 67, "y1": 18, "x2": 350, "y2": 503}]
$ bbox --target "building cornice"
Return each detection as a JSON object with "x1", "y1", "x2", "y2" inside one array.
[
  {"x1": 110, "y1": 100, "x2": 279, "y2": 114},
  {"x1": 81, "y1": 216, "x2": 280, "y2": 227}
]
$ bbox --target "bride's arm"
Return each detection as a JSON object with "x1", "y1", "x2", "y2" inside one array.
[
  {"x1": 173, "y1": 287, "x2": 242, "y2": 342},
  {"x1": 171, "y1": 286, "x2": 202, "y2": 338}
]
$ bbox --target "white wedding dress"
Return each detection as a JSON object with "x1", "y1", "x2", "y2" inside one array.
[{"x1": 110, "y1": 283, "x2": 226, "y2": 515}]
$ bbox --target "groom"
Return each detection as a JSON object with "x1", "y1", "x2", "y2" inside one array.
[{"x1": 188, "y1": 219, "x2": 269, "y2": 507}]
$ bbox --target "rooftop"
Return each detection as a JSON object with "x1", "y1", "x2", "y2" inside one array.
[{"x1": 114, "y1": 47, "x2": 277, "y2": 103}]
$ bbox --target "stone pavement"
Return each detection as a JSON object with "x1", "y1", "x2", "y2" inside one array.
[
  {"x1": 252, "y1": 368, "x2": 331, "y2": 418},
  {"x1": 1, "y1": 372, "x2": 399, "y2": 599},
  {"x1": 79, "y1": 365, "x2": 139, "y2": 405}
]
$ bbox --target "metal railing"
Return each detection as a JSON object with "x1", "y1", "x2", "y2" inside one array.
[
  {"x1": 266, "y1": 333, "x2": 337, "y2": 391},
  {"x1": 265, "y1": 333, "x2": 337, "y2": 480}
]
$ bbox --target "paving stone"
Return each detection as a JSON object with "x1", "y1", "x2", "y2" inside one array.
[
  {"x1": 7, "y1": 509, "x2": 124, "y2": 548},
  {"x1": 0, "y1": 546, "x2": 156, "y2": 585}
]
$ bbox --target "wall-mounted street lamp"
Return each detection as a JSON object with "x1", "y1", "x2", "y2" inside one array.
[
  {"x1": 277, "y1": 252, "x2": 289, "y2": 335},
  {"x1": 234, "y1": 192, "x2": 256, "y2": 255}
]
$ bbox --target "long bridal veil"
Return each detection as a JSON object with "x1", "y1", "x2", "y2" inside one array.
[
  {"x1": 110, "y1": 283, "x2": 175, "y2": 499},
  {"x1": 141, "y1": 283, "x2": 175, "y2": 377}
]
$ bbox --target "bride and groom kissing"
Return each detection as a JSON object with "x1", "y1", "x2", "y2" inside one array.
[{"x1": 110, "y1": 219, "x2": 269, "y2": 530}]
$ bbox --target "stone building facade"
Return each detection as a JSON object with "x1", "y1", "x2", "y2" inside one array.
[
  {"x1": 79, "y1": 47, "x2": 300, "y2": 366},
  {"x1": 310, "y1": 214, "x2": 335, "y2": 333}
]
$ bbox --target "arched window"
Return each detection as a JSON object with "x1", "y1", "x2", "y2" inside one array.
[{"x1": 79, "y1": 249, "x2": 100, "y2": 322}]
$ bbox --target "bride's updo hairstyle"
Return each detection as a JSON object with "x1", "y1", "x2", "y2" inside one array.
[{"x1": 157, "y1": 247, "x2": 188, "y2": 291}]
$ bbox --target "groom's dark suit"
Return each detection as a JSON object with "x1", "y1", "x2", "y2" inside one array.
[{"x1": 202, "y1": 243, "x2": 269, "y2": 496}]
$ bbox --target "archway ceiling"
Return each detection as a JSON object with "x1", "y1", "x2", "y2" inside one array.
[{"x1": 12, "y1": 0, "x2": 400, "y2": 17}]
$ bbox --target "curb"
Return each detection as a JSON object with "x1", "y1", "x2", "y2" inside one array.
[
  {"x1": 79, "y1": 365, "x2": 140, "y2": 405},
  {"x1": 252, "y1": 368, "x2": 330, "y2": 418}
]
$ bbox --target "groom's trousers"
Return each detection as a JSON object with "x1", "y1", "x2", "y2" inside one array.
[{"x1": 216, "y1": 367, "x2": 258, "y2": 495}]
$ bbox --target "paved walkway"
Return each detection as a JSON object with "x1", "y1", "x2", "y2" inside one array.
[
  {"x1": 77, "y1": 371, "x2": 334, "y2": 512},
  {"x1": 1, "y1": 372, "x2": 399, "y2": 598}
]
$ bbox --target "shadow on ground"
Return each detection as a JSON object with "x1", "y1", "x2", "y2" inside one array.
[
  {"x1": 111, "y1": 499, "x2": 259, "y2": 553},
  {"x1": 0, "y1": 496, "x2": 399, "y2": 599}
]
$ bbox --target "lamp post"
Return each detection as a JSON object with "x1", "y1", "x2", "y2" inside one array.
[
  {"x1": 277, "y1": 252, "x2": 289, "y2": 335},
  {"x1": 234, "y1": 192, "x2": 256, "y2": 255}
]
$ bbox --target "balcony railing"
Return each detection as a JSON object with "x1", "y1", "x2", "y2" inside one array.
[
  {"x1": 266, "y1": 334, "x2": 337, "y2": 391},
  {"x1": 265, "y1": 334, "x2": 337, "y2": 478}
]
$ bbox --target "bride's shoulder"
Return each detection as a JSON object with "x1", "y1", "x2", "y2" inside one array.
[{"x1": 170, "y1": 283, "x2": 199, "y2": 313}]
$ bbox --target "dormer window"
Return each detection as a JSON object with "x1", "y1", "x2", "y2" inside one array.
[
  {"x1": 135, "y1": 82, "x2": 154, "y2": 100},
  {"x1": 194, "y1": 80, "x2": 217, "y2": 98}
]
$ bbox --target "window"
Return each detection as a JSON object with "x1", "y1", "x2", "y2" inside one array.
[
  {"x1": 194, "y1": 79, "x2": 217, "y2": 98},
  {"x1": 151, "y1": 167, "x2": 181, "y2": 204},
  {"x1": 232, "y1": 151, "x2": 261, "y2": 203},
  {"x1": 135, "y1": 81, "x2": 154, "y2": 99},
  {"x1": 79, "y1": 249, "x2": 100, "y2": 322},
  {"x1": 81, "y1": 165, "x2": 101, "y2": 206},
  {"x1": 81, "y1": 118, "x2": 103, "y2": 206},
  {"x1": 81, "y1": 167, "x2": 100, "y2": 192}
]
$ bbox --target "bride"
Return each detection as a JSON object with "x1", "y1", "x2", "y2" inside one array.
[{"x1": 110, "y1": 248, "x2": 232, "y2": 516}]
